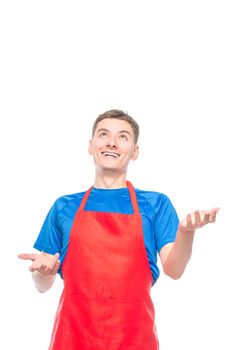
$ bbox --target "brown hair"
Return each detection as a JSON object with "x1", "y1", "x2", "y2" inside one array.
[{"x1": 92, "y1": 109, "x2": 140, "y2": 144}]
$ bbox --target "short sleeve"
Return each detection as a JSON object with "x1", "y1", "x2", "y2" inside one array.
[
  {"x1": 33, "y1": 200, "x2": 62, "y2": 255},
  {"x1": 155, "y1": 195, "x2": 179, "y2": 253}
]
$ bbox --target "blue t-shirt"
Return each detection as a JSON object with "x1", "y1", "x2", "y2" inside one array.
[{"x1": 33, "y1": 186, "x2": 179, "y2": 286}]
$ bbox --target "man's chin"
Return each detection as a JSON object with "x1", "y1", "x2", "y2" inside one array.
[
  {"x1": 101, "y1": 166, "x2": 119, "y2": 171},
  {"x1": 96, "y1": 165, "x2": 122, "y2": 173}
]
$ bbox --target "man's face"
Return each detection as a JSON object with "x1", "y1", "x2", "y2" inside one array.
[{"x1": 88, "y1": 118, "x2": 139, "y2": 174}]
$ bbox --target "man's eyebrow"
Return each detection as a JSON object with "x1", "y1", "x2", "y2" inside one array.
[
  {"x1": 118, "y1": 129, "x2": 132, "y2": 136},
  {"x1": 96, "y1": 128, "x2": 132, "y2": 136},
  {"x1": 96, "y1": 128, "x2": 110, "y2": 134}
]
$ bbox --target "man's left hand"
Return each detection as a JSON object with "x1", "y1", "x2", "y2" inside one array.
[{"x1": 179, "y1": 208, "x2": 220, "y2": 233}]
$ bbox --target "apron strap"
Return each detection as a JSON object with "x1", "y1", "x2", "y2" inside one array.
[
  {"x1": 126, "y1": 181, "x2": 140, "y2": 215},
  {"x1": 78, "y1": 181, "x2": 140, "y2": 215},
  {"x1": 78, "y1": 186, "x2": 93, "y2": 211}
]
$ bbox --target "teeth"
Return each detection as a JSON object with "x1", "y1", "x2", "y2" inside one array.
[{"x1": 102, "y1": 152, "x2": 118, "y2": 158}]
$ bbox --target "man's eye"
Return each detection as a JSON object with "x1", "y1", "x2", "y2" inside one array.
[
  {"x1": 99, "y1": 132, "x2": 107, "y2": 137},
  {"x1": 120, "y1": 134, "x2": 128, "y2": 140}
]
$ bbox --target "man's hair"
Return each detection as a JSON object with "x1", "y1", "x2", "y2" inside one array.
[{"x1": 92, "y1": 109, "x2": 140, "y2": 144}]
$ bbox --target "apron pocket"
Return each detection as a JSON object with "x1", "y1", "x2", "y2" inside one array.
[
  {"x1": 63, "y1": 294, "x2": 106, "y2": 340},
  {"x1": 63, "y1": 293, "x2": 143, "y2": 346},
  {"x1": 104, "y1": 297, "x2": 143, "y2": 346}
]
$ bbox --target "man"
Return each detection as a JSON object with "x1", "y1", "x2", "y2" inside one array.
[{"x1": 19, "y1": 109, "x2": 219, "y2": 350}]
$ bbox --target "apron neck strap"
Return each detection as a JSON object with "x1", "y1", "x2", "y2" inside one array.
[
  {"x1": 78, "y1": 186, "x2": 93, "y2": 211},
  {"x1": 78, "y1": 181, "x2": 140, "y2": 215},
  {"x1": 126, "y1": 181, "x2": 140, "y2": 214}
]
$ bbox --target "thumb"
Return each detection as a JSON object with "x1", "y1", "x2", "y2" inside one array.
[
  {"x1": 18, "y1": 253, "x2": 37, "y2": 261},
  {"x1": 54, "y1": 253, "x2": 60, "y2": 261}
]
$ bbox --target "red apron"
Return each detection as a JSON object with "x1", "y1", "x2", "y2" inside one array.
[{"x1": 49, "y1": 181, "x2": 159, "y2": 350}]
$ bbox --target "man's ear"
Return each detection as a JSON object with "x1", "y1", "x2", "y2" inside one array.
[
  {"x1": 132, "y1": 145, "x2": 139, "y2": 161},
  {"x1": 88, "y1": 139, "x2": 93, "y2": 155}
]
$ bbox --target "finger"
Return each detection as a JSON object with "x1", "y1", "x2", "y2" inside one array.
[
  {"x1": 210, "y1": 209, "x2": 218, "y2": 223},
  {"x1": 29, "y1": 264, "x2": 47, "y2": 272},
  {"x1": 54, "y1": 253, "x2": 60, "y2": 260},
  {"x1": 38, "y1": 266, "x2": 51, "y2": 275},
  {"x1": 32, "y1": 266, "x2": 52, "y2": 276},
  {"x1": 18, "y1": 253, "x2": 37, "y2": 261},
  {"x1": 187, "y1": 214, "x2": 194, "y2": 230},
  {"x1": 213, "y1": 207, "x2": 220, "y2": 213},
  {"x1": 49, "y1": 256, "x2": 60, "y2": 273},
  {"x1": 51, "y1": 261, "x2": 60, "y2": 275},
  {"x1": 194, "y1": 210, "x2": 202, "y2": 227},
  {"x1": 37, "y1": 258, "x2": 59, "y2": 276},
  {"x1": 46, "y1": 253, "x2": 60, "y2": 275},
  {"x1": 202, "y1": 213, "x2": 210, "y2": 225}
]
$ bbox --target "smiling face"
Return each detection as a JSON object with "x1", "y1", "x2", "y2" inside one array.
[{"x1": 88, "y1": 118, "x2": 139, "y2": 175}]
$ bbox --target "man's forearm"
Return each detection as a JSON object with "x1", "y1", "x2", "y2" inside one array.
[
  {"x1": 163, "y1": 229, "x2": 195, "y2": 279},
  {"x1": 32, "y1": 271, "x2": 56, "y2": 293}
]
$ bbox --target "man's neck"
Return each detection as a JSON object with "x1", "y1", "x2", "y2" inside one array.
[{"x1": 93, "y1": 173, "x2": 127, "y2": 189}]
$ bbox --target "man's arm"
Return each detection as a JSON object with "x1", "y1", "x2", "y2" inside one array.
[
  {"x1": 18, "y1": 252, "x2": 60, "y2": 293},
  {"x1": 159, "y1": 208, "x2": 219, "y2": 279}
]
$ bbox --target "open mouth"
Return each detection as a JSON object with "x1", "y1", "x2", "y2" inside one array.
[{"x1": 101, "y1": 151, "x2": 120, "y2": 159}]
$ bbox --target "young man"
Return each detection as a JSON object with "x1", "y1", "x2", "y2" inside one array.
[{"x1": 19, "y1": 109, "x2": 219, "y2": 350}]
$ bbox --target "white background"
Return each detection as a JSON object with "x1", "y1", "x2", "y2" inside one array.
[{"x1": 1, "y1": 1, "x2": 233, "y2": 349}]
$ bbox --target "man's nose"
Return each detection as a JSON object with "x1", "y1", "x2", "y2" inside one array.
[{"x1": 106, "y1": 136, "x2": 117, "y2": 148}]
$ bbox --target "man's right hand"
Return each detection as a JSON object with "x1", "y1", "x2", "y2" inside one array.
[{"x1": 18, "y1": 252, "x2": 60, "y2": 277}]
